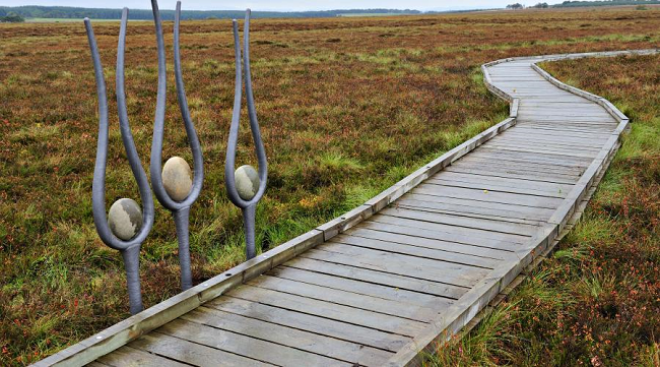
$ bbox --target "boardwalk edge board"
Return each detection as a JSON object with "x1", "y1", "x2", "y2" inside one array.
[
  {"x1": 33, "y1": 71, "x2": 521, "y2": 367},
  {"x1": 385, "y1": 49, "x2": 658, "y2": 366}
]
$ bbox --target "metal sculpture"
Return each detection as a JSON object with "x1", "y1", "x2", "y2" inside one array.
[
  {"x1": 149, "y1": 0, "x2": 204, "y2": 291},
  {"x1": 225, "y1": 10, "x2": 268, "y2": 260},
  {"x1": 84, "y1": 9, "x2": 155, "y2": 315}
]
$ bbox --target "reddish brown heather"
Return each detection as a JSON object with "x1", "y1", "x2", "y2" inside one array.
[{"x1": 0, "y1": 6, "x2": 659, "y2": 365}]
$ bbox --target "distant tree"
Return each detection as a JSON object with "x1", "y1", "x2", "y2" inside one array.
[
  {"x1": 1, "y1": 12, "x2": 25, "y2": 23},
  {"x1": 506, "y1": 3, "x2": 525, "y2": 9},
  {"x1": 532, "y1": 2, "x2": 550, "y2": 8}
]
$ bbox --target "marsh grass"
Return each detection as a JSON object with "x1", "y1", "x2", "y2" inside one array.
[{"x1": 1, "y1": 7, "x2": 659, "y2": 365}]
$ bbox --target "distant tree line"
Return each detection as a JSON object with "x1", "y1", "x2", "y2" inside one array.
[
  {"x1": 0, "y1": 10, "x2": 25, "y2": 22},
  {"x1": 555, "y1": 0, "x2": 659, "y2": 7},
  {"x1": 0, "y1": 6, "x2": 421, "y2": 20},
  {"x1": 507, "y1": 0, "x2": 658, "y2": 9}
]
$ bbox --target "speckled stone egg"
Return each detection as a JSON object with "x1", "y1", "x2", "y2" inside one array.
[
  {"x1": 162, "y1": 156, "x2": 193, "y2": 202},
  {"x1": 108, "y1": 198, "x2": 143, "y2": 240},
  {"x1": 235, "y1": 165, "x2": 260, "y2": 200}
]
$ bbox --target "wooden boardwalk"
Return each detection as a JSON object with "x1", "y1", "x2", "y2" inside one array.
[{"x1": 35, "y1": 50, "x2": 657, "y2": 367}]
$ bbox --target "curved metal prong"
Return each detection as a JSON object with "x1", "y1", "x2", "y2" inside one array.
[
  {"x1": 147, "y1": 0, "x2": 205, "y2": 290},
  {"x1": 174, "y1": 1, "x2": 204, "y2": 205},
  {"x1": 225, "y1": 11, "x2": 268, "y2": 210},
  {"x1": 85, "y1": 10, "x2": 154, "y2": 314},
  {"x1": 224, "y1": 11, "x2": 268, "y2": 260},
  {"x1": 243, "y1": 9, "x2": 268, "y2": 198},
  {"x1": 224, "y1": 19, "x2": 244, "y2": 208}
]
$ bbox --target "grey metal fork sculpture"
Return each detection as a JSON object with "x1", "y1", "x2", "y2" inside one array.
[
  {"x1": 85, "y1": 10, "x2": 155, "y2": 315},
  {"x1": 149, "y1": 0, "x2": 204, "y2": 291},
  {"x1": 225, "y1": 10, "x2": 268, "y2": 260}
]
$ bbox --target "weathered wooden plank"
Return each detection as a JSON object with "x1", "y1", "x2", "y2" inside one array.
[
  {"x1": 426, "y1": 178, "x2": 569, "y2": 198},
  {"x1": 444, "y1": 165, "x2": 580, "y2": 185},
  {"x1": 396, "y1": 196, "x2": 553, "y2": 223},
  {"x1": 381, "y1": 207, "x2": 539, "y2": 236},
  {"x1": 346, "y1": 227, "x2": 513, "y2": 260},
  {"x1": 182, "y1": 307, "x2": 393, "y2": 367},
  {"x1": 454, "y1": 157, "x2": 587, "y2": 174},
  {"x1": 371, "y1": 214, "x2": 529, "y2": 244},
  {"x1": 97, "y1": 346, "x2": 189, "y2": 367},
  {"x1": 330, "y1": 234, "x2": 502, "y2": 268},
  {"x1": 207, "y1": 296, "x2": 412, "y2": 352},
  {"x1": 487, "y1": 138, "x2": 605, "y2": 150},
  {"x1": 412, "y1": 184, "x2": 563, "y2": 209},
  {"x1": 159, "y1": 319, "x2": 353, "y2": 367},
  {"x1": 226, "y1": 284, "x2": 428, "y2": 336},
  {"x1": 130, "y1": 333, "x2": 273, "y2": 367},
  {"x1": 247, "y1": 274, "x2": 438, "y2": 322},
  {"x1": 360, "y1": 221, "x2": 523, "y2": 251},
  {"x1": 301, "y1": 247, "x2": 488, "y2": 288},
  {"x1": 478, "y1": 145, "x2": 597, "y2": 159},
  {"x1": 474, "y1": 148, "x2": 593, "y2": 165},
  {"x1": 504, "y1": 126, "x2": 613, "y2": 138},
  {"x1": 285, "y1": 257, "x2": 469, "y2": 299},
  {"x1": 431, "y1": 171, "x2": 574, "y2": 192},
  {"x1": 269, "y1": 266, "x2": 450, "y2": 310}
]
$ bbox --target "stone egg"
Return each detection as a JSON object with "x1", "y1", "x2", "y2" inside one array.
[
  {"x1": 108, "y1": 198, "x2": 143, "y2": 240},
  {"x1": 235, "y1": 165, "x2": 260, "y2": 200},
  {"x1": 162, "y1": 156, "x2": 193, "y2": 202}
]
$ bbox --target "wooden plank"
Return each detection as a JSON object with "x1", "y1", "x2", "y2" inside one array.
[
  {"x1": 396, "y1": 195, "x2": 553, "y2": 223},
  {"x1": 514, "y1": 123, "x2": 615, "y2": 132},
  {"x1": 412, "y1": 184, "x2": 563, "y2": 209},
  {"x1": 485, "y1": 139, "x2": 603, "y2": 151},
  {"x1": 487, "y1": 137, "x2": 605, "y2": 149},
  {"x1": 159, "y1": 319, "x2": 353, "y2": 367},
  {"x1": 269, "y1": 266, "x2": 450, "y2": 310},
  {"x1": 285, "y1": 257, "x2": 468, "y2": 300},
  {"x1": 207, "y1": 296, "x2": 412, "y2": 352},
  {"x1": 426, "y1": 178, "x2": 569, "y2": 198},
  {"x1": 381, "y1": 207, "x2": 539, "y2": 236},
  {"x1": 477, "y1": 145, "x2": 597, "y2": 159},
  {"x1": 247, "y1": 274, "x2": 438, "y2": 322},
  {"x1": 346, "y1": 227, "x2": 513, "y2": 260},
  {"x1": 474, "y1": 148, "x2": 593, "y2": 165},
  {"x1": 504, "y1": 127, "x2": 613, "y2": 138},
  {"x1": 445, "y1": 164, "x2": 580, "y2": 185},
  {"x1": 97, "y1": 346, "x2": 189, "y2": 367},
  {"x1": 360, "y1": 221, "x2": 523, "y2": 252},
  {"x1": 182, "y1": 307, "x2": 393, "y2": 367},
  {"x1": 130, "y1": 333, "x2": 273, "y2": 367},
  {"x1": 301, "y1": 247, "x2": 488, "y2": 288},
  {"x1": 226, "y1": 284, "x2": 428, "y2": 337},
  {"x1": 371, "y1": 214, "x2": 529, "y2": 244},
  {"x1": 329, "y1": 234, "x2": 502, "y2": 268},
  {"x1": 320, "y1": 241, "x2": 493, "y2": 272},
  {"x1": 454, "y1": 157, "x2": 587, "y2": 174},
  {"x1": 431, "y1": 171, "x2": 574, "y2": 193}
]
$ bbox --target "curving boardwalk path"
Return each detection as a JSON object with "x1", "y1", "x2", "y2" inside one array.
[{"x1": 35, "y1": 50, "x2": 657, "y2": 367}]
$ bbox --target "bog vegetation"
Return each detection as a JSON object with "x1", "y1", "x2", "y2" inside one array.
[
  {"x1": 0, "y1": 5, "x2": 659, "y2": 365},
  {"x1": 427, "y1": 53, "x2": 660, "y2": 366}
]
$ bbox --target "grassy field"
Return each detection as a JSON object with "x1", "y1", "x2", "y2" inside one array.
[
  {"x1": 0, "y1": 5, "x2": 659, "y2": 365},
  {"x1": 426, "y1": 53, "x2": 660, "y2": 366},
  {"x1": 24, "y1": 18, "x2": 122, "y2": 23}
]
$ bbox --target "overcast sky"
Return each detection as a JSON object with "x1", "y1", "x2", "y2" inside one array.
[{"x1": 1, "y1": 0, "x2": 572, "y2": 11}]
